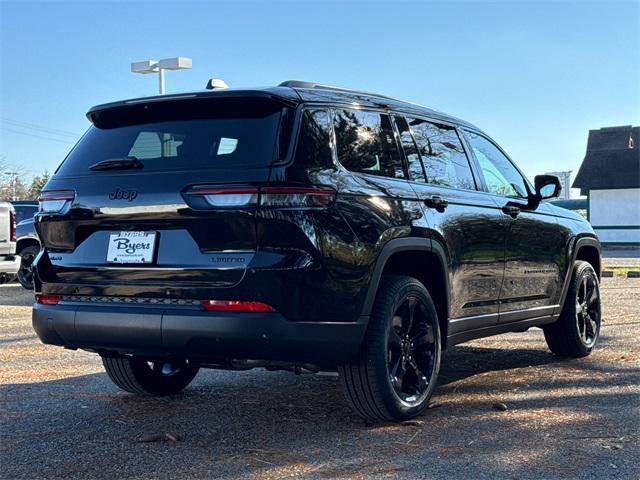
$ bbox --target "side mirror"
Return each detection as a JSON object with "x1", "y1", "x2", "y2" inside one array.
[{"x1": 534, "y1": 175, "x2": 561, "y2": 201}]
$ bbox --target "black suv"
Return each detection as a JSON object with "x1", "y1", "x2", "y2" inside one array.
[{"x1": 32, "y1": 81, "x2": 602, "y2": 421}]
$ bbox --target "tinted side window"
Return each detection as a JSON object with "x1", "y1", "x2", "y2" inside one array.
[
  {"x1": 294, "y1": 109, "x2": 332, "y2": 168},
  {"x1": 394, "y1": 116, "x2": 425, "y2": 182},
  {"x1": 333, "y1": 109, "x2": 405, "y2": 179},
  {"x1": 464, "y1": 131, "x2": 528, "y2": 198},
  {"x1": 409, "y1": 119, "x2": 476, "y2": 190}
]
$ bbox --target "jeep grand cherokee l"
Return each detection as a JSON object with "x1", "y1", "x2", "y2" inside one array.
[{"x1": 32, "y1": 81, "x2": 602, "y2": 421}]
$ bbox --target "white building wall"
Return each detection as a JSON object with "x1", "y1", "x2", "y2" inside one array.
[
  {"x1": 594, "y1": 229, "x2": 640, "y2": 243},
  {"x1": 589, "y1": 188, "x2": 640, "y2": 245}
]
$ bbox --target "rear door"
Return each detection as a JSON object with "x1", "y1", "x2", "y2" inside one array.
[
  {"x1": 35, "y1": 96, "x2": 291, "y2": 294},
  {"x1": 395, "y1": 116, "x2": 507, "y2": 328}
]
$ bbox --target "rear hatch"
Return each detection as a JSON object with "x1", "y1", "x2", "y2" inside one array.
[{"x1": 35, "y1": 93, "x2": 295, "y2": 293}]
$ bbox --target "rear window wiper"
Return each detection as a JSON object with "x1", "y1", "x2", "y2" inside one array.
[{"x1": 89, "y1": 157, "x2": 144, "y2": 171}]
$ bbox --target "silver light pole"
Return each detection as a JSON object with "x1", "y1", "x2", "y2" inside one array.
[{"x1": 131, "y1": 57, "x2": 192, "y2": 94}]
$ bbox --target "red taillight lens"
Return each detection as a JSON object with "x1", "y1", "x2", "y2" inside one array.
[
  {"x1": 200, "y1": 300, "x2": 275, "y2": 312},
  {"x1": 36, "y1": 294, "x2": 61, "y2": 305},
  {"x1": 9, "y1": 210, "x2": 16, "y2": 242},
  {"x1": 184, "y1": 185, "x2": 336, "y2": 209},
  {"x1": 38, "y1": 191, "x2": 75, "y2": 213}
]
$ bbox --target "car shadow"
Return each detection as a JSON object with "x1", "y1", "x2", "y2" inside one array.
[
  {"x1": 438, "y1": 344, "x2": 561, "y2": 385},
  {"x1": 2, "y1": 344, "x2": 638, "y2": 479}
]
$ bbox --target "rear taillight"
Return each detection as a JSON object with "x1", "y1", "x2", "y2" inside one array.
[
  {"x1": 187, "y1": 186, "x2": 260, "y2": 208},
  {"x1": 260, "y1": 186, "x2": 336, "y2": 208},
  {"x1": 184, "y1": 185, "x2": 336, "y2": 209},
  {"x1": 36, "y1": 294, "x2": 61, "y2": 305},
  {"x1": 200, "y1": 300, "x2": 275, "y2": 312},
  {"x1": 9, "y1": 210, "x2": 15, "y2": 242},
  {"x1": 38, "y1": 191, "x2": 75, "y2": 213}
]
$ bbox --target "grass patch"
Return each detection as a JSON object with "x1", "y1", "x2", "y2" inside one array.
[{"x1": 605, "y1": 267, "x2": 640, "y2": 277}]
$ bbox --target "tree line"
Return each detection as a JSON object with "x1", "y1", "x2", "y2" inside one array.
[{"x1": 0, "y1": 159, "x2": 51, "y2": 201}]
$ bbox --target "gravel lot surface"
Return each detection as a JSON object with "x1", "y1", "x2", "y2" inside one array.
[{"x1": 1, "y1": 279, "x2": 638, "y2": 479}]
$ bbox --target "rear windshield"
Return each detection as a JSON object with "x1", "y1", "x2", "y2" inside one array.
[
  {"x1": 14, "y1": 205, "x2": 38, "y2": 223},
  {"x1": 57, "y1": 98, "x2": 284, "y2": 176}
]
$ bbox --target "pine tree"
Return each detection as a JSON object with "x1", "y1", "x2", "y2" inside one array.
[{"x1": 27, "y1": 170, "x2": 51, "y2": 200}]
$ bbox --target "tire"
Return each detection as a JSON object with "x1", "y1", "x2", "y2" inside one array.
[
  {"x1": 102, "y1": 356, "x2": 199, "y2": 395},
  {"x1": 17, "y1": 245, "x2": 39, "y2": 290},
  {"x1": 544, "y1": 261, "x2": 602, "y2": 357},
  {"x1": 339, "y1": 275, "x2": 441, "y2": 422}
]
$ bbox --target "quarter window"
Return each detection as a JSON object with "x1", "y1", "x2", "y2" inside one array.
[
  {"x1": 464, "y1": 131, "x2": 528, "y2": 198},
  {"x1": 409, "y1": 119, "x2": 476, "y2": 190},
  {"x1": 333, "y1": 109, "x2": 405, "y2": 179},
  {"x1": 394, "y1": 116, "x2": 425, "y2": 182},
  {"x1": 295, "y1": 109, "x2": 333, "y2": 168}
]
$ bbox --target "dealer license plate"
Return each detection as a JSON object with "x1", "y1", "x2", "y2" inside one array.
[{"x1": 106, "y1": 231, "x2": 157, "y2": 264}]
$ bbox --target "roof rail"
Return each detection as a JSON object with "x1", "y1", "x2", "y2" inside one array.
[
  {"x1": 278, "y1": 80, "x2": 396, "y2": 102},
  {"x1": 278, "y1": 80, "x2": 461, "y2": 128}
]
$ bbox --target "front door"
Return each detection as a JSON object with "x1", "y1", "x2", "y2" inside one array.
[{"x1": 462, "y1": 130, "x2": 562, "y2": 322}]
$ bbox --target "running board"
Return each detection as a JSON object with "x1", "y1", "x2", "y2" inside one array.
[{"x1": 446, "y1": 314, "x2": 559, "y2": 346}]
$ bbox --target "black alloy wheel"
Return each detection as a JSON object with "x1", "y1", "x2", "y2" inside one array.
[
  {"x1": 575, "y1": 273, "x2": 600, "y2": 348},
  {"x1": 340, "y1": 275, "x2": 441, "y2": 422},
  {"x1": 544, "y1": 260, "x2": 602, "y2": 357},
  {"x1": 388, "y1": 296, "x2": 437, "y2": 405}
]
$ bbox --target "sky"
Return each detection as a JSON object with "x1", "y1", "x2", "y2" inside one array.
[{"x1": 1, "y1": 0, "x2": 638, "y2": 193}]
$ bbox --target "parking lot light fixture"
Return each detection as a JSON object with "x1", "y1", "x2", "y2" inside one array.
[{"x1": 131, "y1": 57, "x2": 192, "y2": 94}]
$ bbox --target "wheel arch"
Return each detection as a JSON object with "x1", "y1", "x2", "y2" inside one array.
[
  {"x1": 16, "y1": 236, "x2": 40, "y2": 255},
  {"x1": 575, "y1": 240, "x2": 601, "y2": 279},
  {"x1": 362, "y1": 238, "x2": 451, "y2": 347},
  {"x1": 556, "y1": 235, "x2": 601, "y2": 314}
]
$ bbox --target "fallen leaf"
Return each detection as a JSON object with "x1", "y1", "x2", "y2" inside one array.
[
  {"x1": 401, "y1": 420, "x2": 425, "y2": 427},
  {"x1": 492, "y1": 402, "x2": 508, "y2": 411},
  {"x1": 602, "y1": 443, "x2": 623, "y2": 450}
]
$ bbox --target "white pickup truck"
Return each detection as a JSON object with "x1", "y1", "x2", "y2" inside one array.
[{"x1": 0, "y1": 202, "x2": 20, "y2": 282}]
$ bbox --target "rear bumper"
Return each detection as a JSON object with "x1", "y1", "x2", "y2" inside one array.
[
  {"x1": 0, "y1": 255, "x2": 20, "y2": 275},
  {"x1": 32, "y1": 303, "x2": 367, "y2": 366}
]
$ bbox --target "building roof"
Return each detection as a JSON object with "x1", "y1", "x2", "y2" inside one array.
[
  {"x1": 86, "y1": 81, "x2": 481, "y2": 132},
  {"x1": 572, "y1": 125, "x2": 640, "y2": 193}
]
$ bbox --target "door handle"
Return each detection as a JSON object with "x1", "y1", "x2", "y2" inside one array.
[
  {"x1": 502, "y1": 205, "x2": 520, "y2": 218},
  {"x1": 424, "y1": 195, "x2": 449, "y2": 212}
]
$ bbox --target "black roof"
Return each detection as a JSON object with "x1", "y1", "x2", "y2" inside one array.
[
  {"x1": 573, "y1": 125, "x2": 640, "y2": 193},
  {"x1": 86, "y1": 81, "x2": 481, "y2": 132}
]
